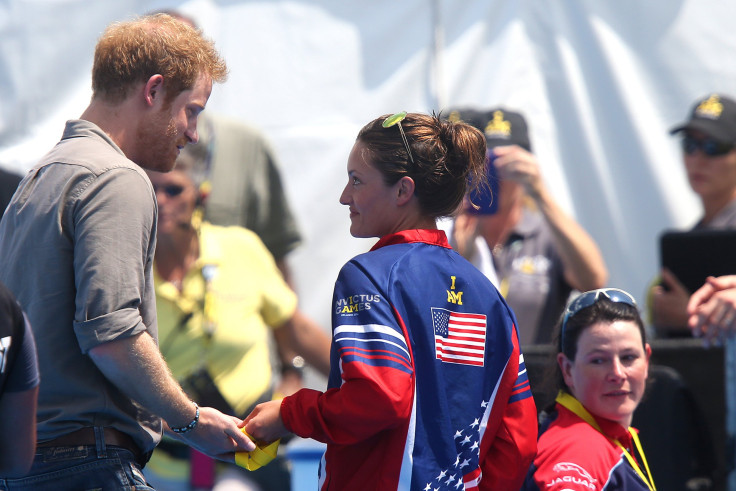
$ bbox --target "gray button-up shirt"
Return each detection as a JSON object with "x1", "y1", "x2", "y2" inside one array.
[{"x1": 0, "y1": 119, "x2": 161, "y2": 453}]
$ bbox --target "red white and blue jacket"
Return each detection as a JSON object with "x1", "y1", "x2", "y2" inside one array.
[
  {"x1": 522, "y1": 401, "x2": 652, "y2": 490},
  {"x1": 281, "y1": 230, "x2": 537, "y2": 490}
]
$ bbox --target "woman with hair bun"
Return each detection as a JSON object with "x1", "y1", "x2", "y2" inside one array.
[{"x1": 244, "y1": 112, "x2": 537, "y2": 490}]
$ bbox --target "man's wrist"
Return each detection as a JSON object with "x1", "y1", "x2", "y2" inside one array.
[{"x1": 170, "y1": 402, "x2": 200, "y2": 434}]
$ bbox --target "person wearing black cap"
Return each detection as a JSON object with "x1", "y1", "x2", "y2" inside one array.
[
  {"x1": 650, "y1": 93, "x2": 736, "y2": 337},
  {"x1": 676, "y1": 94, "x2": 736, "y2": 491},
  {"x1": 445, "y1": 107, "x2": 608, "y2": 346}
]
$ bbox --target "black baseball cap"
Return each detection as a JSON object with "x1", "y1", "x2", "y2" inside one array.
[
  {"x1": 670, "y1": 93, "x2": 736, "y2": 144},
  {"x1": 446, "y1": 107, "x2": 531, "y2": 152}
]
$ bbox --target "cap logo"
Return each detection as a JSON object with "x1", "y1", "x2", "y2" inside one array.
[
  {"x1": 485, "y1": 110, "x2": 512, "y2": 139},
  {"x1": 447, "y1": 110, "x2": 462, "y2": 123},
  {"x1": 696, "y1": 95, "x2": 724, "y2": 120}
]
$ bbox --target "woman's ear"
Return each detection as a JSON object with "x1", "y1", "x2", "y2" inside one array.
[
  {"x1": 643, "y1": 343, "x2": 652, "y2": 381},
  {"x1": 395, "y1": 176, "x2": 415, "y2": 206},
  {"x1": 557, "y1": 352, "x2": 574, "y2": 392}
]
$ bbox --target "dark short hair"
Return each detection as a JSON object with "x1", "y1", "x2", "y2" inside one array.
[{"x1": 552, "y1": 298, "x2": 646, "y2": 395}]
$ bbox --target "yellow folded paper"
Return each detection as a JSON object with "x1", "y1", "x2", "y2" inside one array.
[{"x1": 235, "y1": 428, "x2": 280, "y2": 471}]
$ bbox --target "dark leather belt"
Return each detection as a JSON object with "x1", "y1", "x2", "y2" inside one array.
[{"x1": 38, "y1": 427, "x2": 142, "y2": 462}]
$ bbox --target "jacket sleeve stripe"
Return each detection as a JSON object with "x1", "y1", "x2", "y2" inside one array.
[{"x1": 338, "y1": 345, "x2": 414, "y2": 373}]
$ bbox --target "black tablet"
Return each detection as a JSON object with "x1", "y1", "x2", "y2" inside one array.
[{"x1": 659, "y1": 228, "x2": 736, "y2": 293}]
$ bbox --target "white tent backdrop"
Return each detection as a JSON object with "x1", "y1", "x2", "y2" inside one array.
[{"x1": 2, "y1": 0, "x2": 736, "y2": 358}]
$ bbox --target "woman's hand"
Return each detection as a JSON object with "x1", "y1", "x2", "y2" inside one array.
[{"x1": 242, "y1": 400, "x2": 290, "y2": 443}]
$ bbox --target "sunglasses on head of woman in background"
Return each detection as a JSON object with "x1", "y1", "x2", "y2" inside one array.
[
  {"x1": 153, "y1": 184, "x2": 185, "y2": 198},
  {"x1": 561, "y1": 288, "x2": 638, "y2": 346}
]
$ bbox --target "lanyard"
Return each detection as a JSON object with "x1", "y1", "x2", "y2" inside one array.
[{"x1": 556, "y1": 391, "x2": 656, "y2": 491}]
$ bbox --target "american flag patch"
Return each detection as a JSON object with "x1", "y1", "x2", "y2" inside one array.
[{"x1": 432, "y1": 308, "x2": 486, "y2": 366}]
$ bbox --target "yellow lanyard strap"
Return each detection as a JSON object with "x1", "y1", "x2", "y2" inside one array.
[{"x1": 556, "y1": 391, "x2": 656, "y2": 491}]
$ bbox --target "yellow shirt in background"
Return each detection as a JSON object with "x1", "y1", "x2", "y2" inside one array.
[{"x1": 154, "y1": 222, "x2": 297, "y2": 415}]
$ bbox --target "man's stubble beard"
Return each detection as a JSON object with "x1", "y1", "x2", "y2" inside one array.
[{"x1": 136, "y1": 107, "x2": 181, "y2": 172}]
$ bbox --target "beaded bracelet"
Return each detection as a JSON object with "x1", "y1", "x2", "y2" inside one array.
[{"x1": 171, "y1": 402, "x2": 200, "y2": 434}]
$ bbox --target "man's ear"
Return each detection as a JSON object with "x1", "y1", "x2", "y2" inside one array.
[
  {"x1": 143, "y1": 74, "x2": 165, "y2": 107},
  {"x1": 395, "y1": 176, "x2": 415, "y2": 206}
]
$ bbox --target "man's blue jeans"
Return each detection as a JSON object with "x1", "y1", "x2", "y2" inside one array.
[{"x1": 0, "y1": 444, "x2": 154, "y2": 490}]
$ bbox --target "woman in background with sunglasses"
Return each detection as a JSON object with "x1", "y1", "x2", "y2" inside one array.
[
  {"x1": 523, "y1": 288, "x2": 656, "y2": 491},
  {"x1": 143, "y1": 154, "x2": 331, "y2": 491},
  {"x1": 244, "y1": 112, "x2": 538, "y2": 490},
  {"x1": 650, "y1": 93, "x2": 736, "y2": 337}
]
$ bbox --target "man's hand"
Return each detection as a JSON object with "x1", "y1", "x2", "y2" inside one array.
[
  {"x1": 492, "y1": 145, "x2": 543, "y2": 197},
  {"x1": 173, "y1": 406, "x2": 256, "y2": 463}
]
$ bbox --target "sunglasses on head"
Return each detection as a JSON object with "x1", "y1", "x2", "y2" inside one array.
[
  {"x1": 681, "y1": 135, "x2": 734, "y2": 157},
  {"x1": 382, "y1": 111, "x2": 415, "y2": 164},
  {"x1": 153, "y1": 184, "x2": 185, "y2": 198},
  {"x1": 561, "y1": 288, "x2": 638, "y2": 344}
]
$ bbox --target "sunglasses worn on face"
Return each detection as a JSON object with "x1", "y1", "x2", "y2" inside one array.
[
  {"x1": 682, "y1": 136, "x2": 734, "y2": 157},
  {"x1": 383, "y1": 111, "x2": 415, "y2": 164},
  {"x1": 153, "y1": 184, "x2": 185, "y2": 198},
  {"x1": 561, "y1": 288, "x2": 638, "y2": 344}
]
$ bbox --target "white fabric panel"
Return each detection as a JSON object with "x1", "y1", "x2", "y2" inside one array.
[{"x1": 1, "y1": 0, "x2": 735, "y2": 345}]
